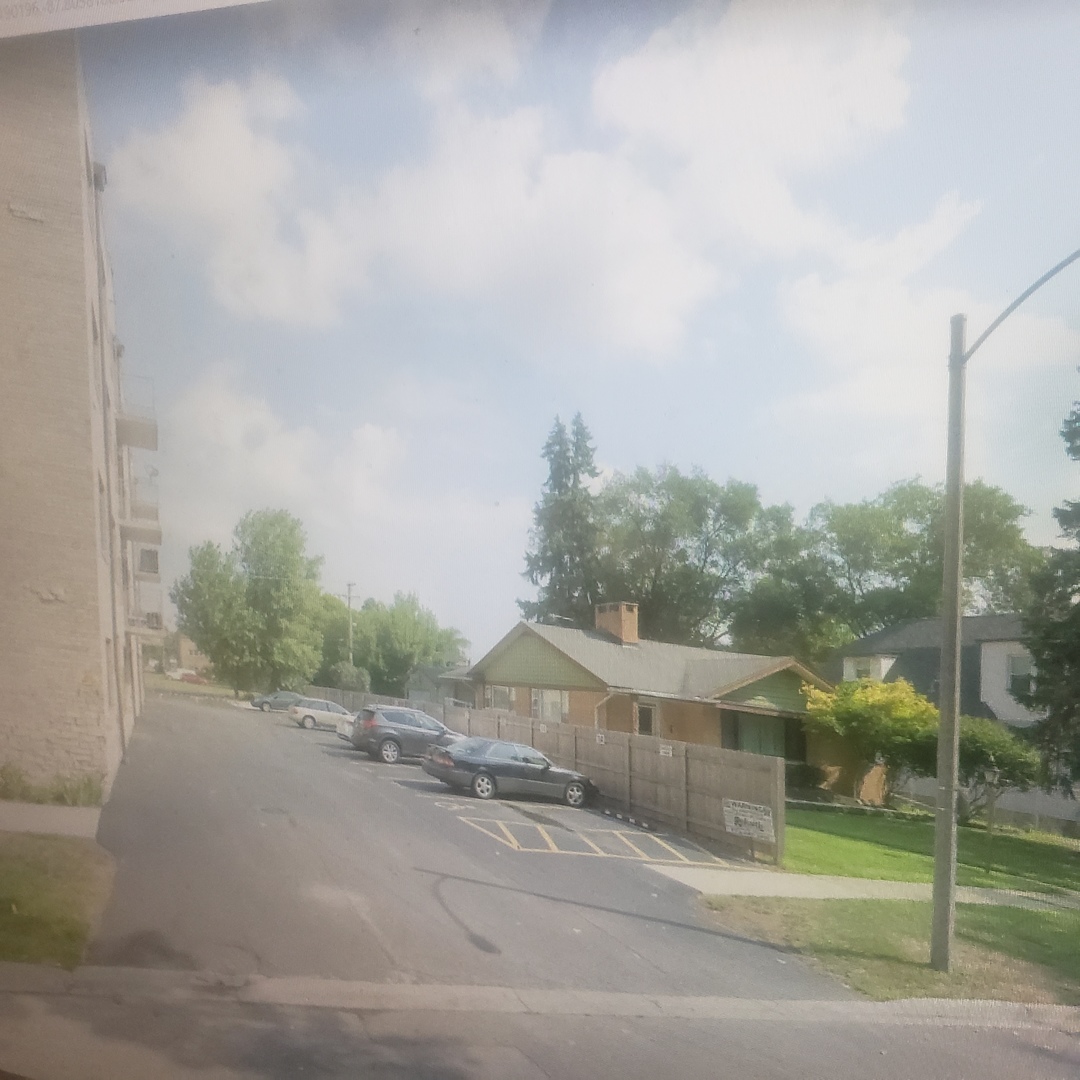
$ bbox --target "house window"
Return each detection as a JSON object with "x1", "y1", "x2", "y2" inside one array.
[
  {"x1": 1007, "y1": 654, "x2": 1033, "y2": 698},
  {"x1": 484, "y1": 684, "x2": 515, "y2": 711},
  {"x1": 636, "y1": 702, "x2": 655, "y2": 736},
  {"x1": 852, "y1": 658, "x2": 877, "y2": 680},
  {"x1": 530, "y1": 688, "x2": 568, "y2": 721}
]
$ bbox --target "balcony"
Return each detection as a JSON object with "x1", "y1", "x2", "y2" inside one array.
[
  {"x1": 128, "y1": 611, "x2": 166, "y2": 640},
  {"x1": 120, "y1": 518, "x2": 162, "y2": 546}
]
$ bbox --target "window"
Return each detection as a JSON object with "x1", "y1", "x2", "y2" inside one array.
[
  {"x1": 720, "y1": 713, "x2": 739, "y2": 750},
  {"x1": 636, "y1": 702, "x2": 655, "y2": 736},
  {"x1": 852, "y1": 658, "x2": 877, "y2": 680},
  {"x1": 383, "y1": 710, "x2": 418, "y2": 726},
  {"x1": 485, "y1": 742, "x2": 520, "y2": 761},
  {"x1": 1007, "y1": 654, "x2": 1033, "y2": 698},
  {"x1": 484, "y1": 685, "x2": 515, "y2": 710},
  {"x1": 530, "y1": 688, "x2": 569, "y2": 721},
  {"x1": 784, "y1": 717, "x2": 808, "y2": 763}
]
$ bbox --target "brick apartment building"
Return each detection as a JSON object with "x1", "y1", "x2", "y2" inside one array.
[{"x1": 0, "y1": 32, "x2": 162, "y2": 798}]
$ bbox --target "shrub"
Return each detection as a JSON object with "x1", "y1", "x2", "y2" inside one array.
[
  {"x1": 328, "y1": 660, "x2": 371, "y2": 693},
  {"x1": 786, "y1": 762, "x2": 828, "y2": 791}
]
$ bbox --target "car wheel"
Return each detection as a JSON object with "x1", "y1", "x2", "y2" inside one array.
[
  {"x1": 302, "y1": 715, "x2": 316, "y2": 730},
  {"x1": 564, "y1": 781, "x2": 586, "y2": 809},
  {"x1": 260, "y1": 702, "x2": 271, "y2": 713},
  {"x1": 379, "y1": 739, "x2": 401, "y2": 764},
  {"x1": 471, "y1": 772, "x2": 496, "y2": 800}
]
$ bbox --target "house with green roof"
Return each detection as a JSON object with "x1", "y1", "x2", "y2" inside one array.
[{"x1": 469, "y1": 602, "x2": 860, "y2": 788}]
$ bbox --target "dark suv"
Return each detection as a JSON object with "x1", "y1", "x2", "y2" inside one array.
[{"x1": 350, "y1": 705, "x2": 462, "y2": 764}]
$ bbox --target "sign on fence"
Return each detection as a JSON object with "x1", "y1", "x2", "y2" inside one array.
[{"x1": 722, "y1": 799, "x2": 776, "y2": 843}]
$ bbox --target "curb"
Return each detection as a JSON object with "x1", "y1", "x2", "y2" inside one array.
[{"x1": 0, "y1": 965, "x2": 1076, "y2": 1031}]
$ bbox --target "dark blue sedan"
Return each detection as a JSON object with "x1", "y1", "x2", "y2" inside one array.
[{"x1": 423, "y1": 737, "x2": 596, "y2": 808}]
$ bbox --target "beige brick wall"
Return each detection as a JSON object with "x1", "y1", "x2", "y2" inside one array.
[{"x1": 0, "y1": 33, "x2": 144, "y2": 796}]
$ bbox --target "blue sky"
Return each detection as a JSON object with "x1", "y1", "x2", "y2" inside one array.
[{"x1": 79, "y1": 0, "x2": 1080, "y2": 659}]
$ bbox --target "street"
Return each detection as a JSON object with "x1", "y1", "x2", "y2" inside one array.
[{"x1": 2, "y1": 694, "x2": 1077, "y2": 1079}]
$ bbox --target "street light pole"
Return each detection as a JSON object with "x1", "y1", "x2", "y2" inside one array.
[
  {"x1": 931, "y1": 314, "x2": 967, "y2": 971},
  {"x1": 930, "y1": 246, "x2": 1080, "y2": 972}
]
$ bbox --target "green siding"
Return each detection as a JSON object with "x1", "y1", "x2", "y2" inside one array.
[
  {"x1": 478, "y1": 631, "x2": 606, "y2": 691},
  {"x1": 721, "y1": 670, "x2": 809, "y2": 714}
]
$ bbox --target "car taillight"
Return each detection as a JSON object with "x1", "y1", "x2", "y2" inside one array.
[
  {"x1": 362, "y1": 716, "x2": 378, "y2": 729},
  {"x1": 433, "y1": 750, "x2": 453, "y2": 766}
]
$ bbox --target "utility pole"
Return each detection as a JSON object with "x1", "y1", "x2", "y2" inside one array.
[
  {"x1": 346, "y1": 582, "x2": 356, "y2": 665},
  {"x1": 931, "y1": 314, "x2": 966, "y2": 972},
  {"x1": 930, "y1": 245, "x2": 1080, "y2": 972}
]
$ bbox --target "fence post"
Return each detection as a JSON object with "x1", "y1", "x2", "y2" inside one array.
[
  {"x1": 773, "y1": 757, "x2": 785, "y2": 867},
  {"x1": 625, "y1": 738, "x2": 633, "y2": 810},
  {"x1": 681, "y1": 746, "x2": 690, "y2": 832},
  {"x1": 573, "y1": 725, "x2": 579, "y2": 773}
]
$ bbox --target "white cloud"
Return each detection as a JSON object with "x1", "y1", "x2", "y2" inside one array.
[
  {"x1": 112, "y1": 79, "x2": 715, "y2": 353},
  {"x1": 160, "y1": 369, "x2": 532, "y2": 655},
  {"x1": 111, "y1": 75, "x2": 357, "y2": 327},
  {"x1": 593, "y1": 0, "x2": 911, "y2": 262},
  {"x1": 383, "y1": 0, "x2": 551, "y2": 98}
]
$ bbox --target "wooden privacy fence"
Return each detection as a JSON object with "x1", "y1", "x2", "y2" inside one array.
[{"x1": 306, "y1": 688, "x2": 784, "y2": 864}]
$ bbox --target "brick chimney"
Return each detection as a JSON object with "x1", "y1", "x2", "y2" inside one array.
[{"x1": 595, "y1": 602, "x2": 639, "y2": 645}]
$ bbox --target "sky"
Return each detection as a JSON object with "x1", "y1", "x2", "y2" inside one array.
[{"x1": 78, "y1": 0, "x2": 1080, "y2": 660}]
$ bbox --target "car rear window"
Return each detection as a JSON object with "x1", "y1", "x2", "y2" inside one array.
[{"x1": 452, "y1": 738, "x2": 491, "y2": 754}]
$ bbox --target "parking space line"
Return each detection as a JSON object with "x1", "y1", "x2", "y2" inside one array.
[
  {"x1": 575, "y1": 831, "x2": 608, "y2": 856},
  {"x1": 495, "y1": 820, "x2": 523, "y2": 850},
  {"x1": 613, "y1": 831, "x2": 654, "y2": 861},
  {"x1": 646, "y1": 835, "x2": 694, "y2": 863},
  {"x1": 534, "y1": 824, "x2": 560, "y2": 852}
]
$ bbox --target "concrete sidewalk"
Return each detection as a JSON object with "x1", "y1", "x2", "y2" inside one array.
[{"x1": 649, "y1": 865, "x2": 1080, "y2": 912}]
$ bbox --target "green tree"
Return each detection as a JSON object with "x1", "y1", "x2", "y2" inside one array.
[
  {"x1": 1022, "y1": 398, "x2": 1080, "y2": 790},
  {"x1": 729, "y1": 505, "x2": 853, "y2": 661},
  {"x1": 815, "y1": 479, "x2": 1043, "y2": 636},
  {"x1": 170, "y1": 541, "x2": 258, "y2": 693},
  {"x1": 803, "y1": 678, "x2": 939, "y2": 800},
  {"x1": 171, "y1": 510, "x2": 324, "y2": 694},
  {"x1": 328, "y1": 660, "x2": 371, "y2": 693},
  {"x1": 520, "y1": 414, "x2": 602, "y2": 628},
  {"x1": 352, "y1": 594, "x2": 467, "y2": 697},
  {"x1": 595, "y1": 466, "x2": 767, "y2": 646}
]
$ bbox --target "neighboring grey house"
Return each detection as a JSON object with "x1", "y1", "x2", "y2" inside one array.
[
  {"x1": 827, "y1": 615, "x2": 1078, "y2": 829},
  {"x1": 823, "y1": 614, "x2": 1039, "y2": 727}
]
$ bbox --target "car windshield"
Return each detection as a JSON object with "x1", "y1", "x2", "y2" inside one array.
[{"x1": 451, "y1": 738, "x2": 491, "y2": 755}]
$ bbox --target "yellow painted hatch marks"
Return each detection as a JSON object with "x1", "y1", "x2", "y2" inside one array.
[{"x1": 458, "y1": 817, "x2": 726, "y2": 866}]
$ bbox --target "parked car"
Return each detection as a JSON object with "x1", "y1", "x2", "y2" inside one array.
[
  {"x1": 423, "y1": 737, "x2": 596, "y2": 808},
  {"x1": 289, "y1": 697, "x2": 353, "y2": 730},
  {"x1": 252, "y1": 690, "x2": 303, "y2": 713},
  {"x1": 350, "y1": 705, "x2": 463, "y2": 763}
]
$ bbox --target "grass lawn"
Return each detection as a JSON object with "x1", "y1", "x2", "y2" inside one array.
[
  {"x1": 707, "y1": 896, "x2": 1080, "y2": 1003},
  {"x1": 0, "y1": 832, "x2": 114, "y2": 968},
  {"x1": 145, "y1": 672, "x2": 246, "y2": 700},
  {"x1": 785, "y1": 808, "x2": 1080, "y2": 894}
]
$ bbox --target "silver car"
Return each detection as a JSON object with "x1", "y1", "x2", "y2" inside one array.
[
  {"x1": 350, "y1": 705, "x2": 463, "y2": 763},
  {"x1": 289, "y1": 697, "x2": 353, "y2": 730}
]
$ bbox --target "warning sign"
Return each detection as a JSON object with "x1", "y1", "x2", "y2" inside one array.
[{"x1": 722, "y1": 799, "x2": 775, "y2": 843}]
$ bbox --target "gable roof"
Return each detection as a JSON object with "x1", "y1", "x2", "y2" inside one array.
[
  {"x1": 838, "y1": 614, "x2": 1025, "y2": 657},
  {"x1": 471, "y1": 621, "x2": 828, "y2": 702}
]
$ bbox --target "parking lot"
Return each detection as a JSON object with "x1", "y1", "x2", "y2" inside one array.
[{"x1": 375, "y1": 767, "x2": 731, "y2": 866}]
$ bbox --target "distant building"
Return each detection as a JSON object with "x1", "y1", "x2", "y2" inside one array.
[
  {"x1": 823, "y1": 614, "x2": 1039, "y2": 726},
  {"x1": 0, "y1": 33, "x2": 161, "y2": 797},
  {"x1": 177, "y1": 636, "x2": 212, "y2": 675}
]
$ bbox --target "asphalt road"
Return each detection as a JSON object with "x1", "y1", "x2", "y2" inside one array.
[
  {"x1": 46, "y1": 693, "x2": 1074, "y2": 1080},
  {"x1": 90, "y1": 695, "x2": 836, "y2": 999}
]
